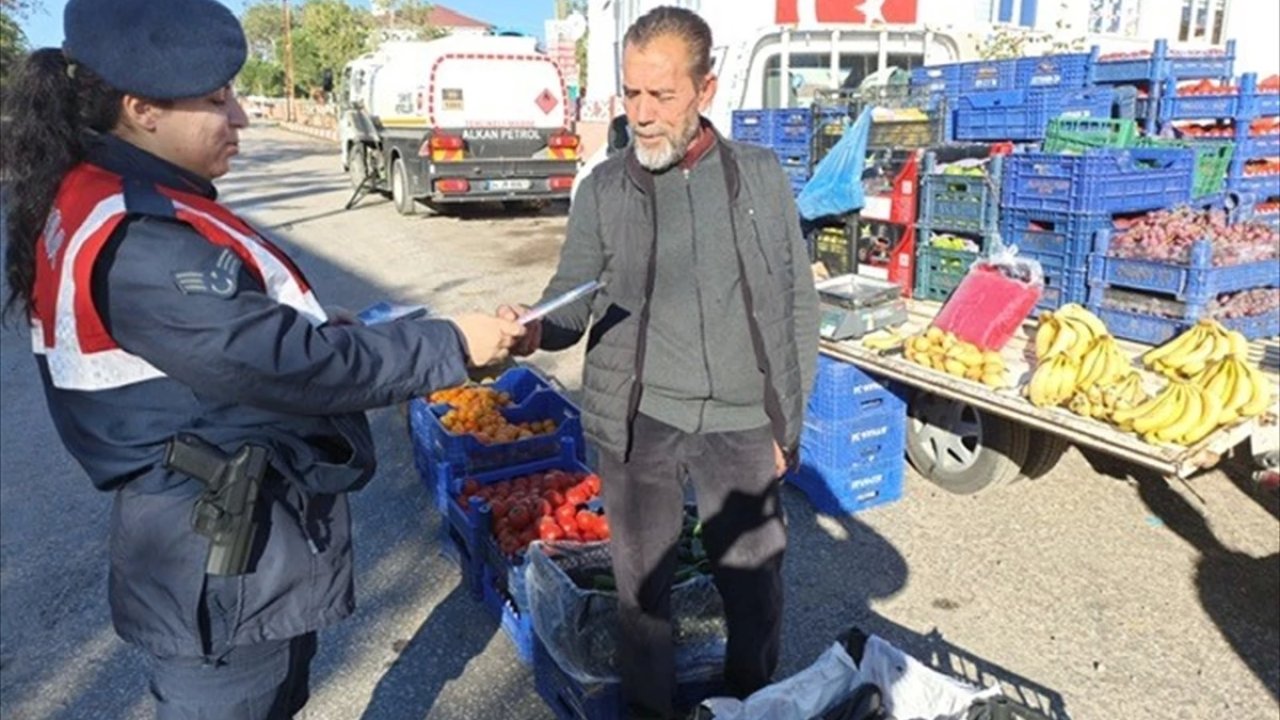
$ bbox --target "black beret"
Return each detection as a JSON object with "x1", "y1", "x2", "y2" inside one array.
[{"x1": 63, "y1": 0, "x2": 247, "y2": 100}]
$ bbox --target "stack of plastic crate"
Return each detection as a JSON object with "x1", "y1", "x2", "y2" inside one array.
[
  {"x1": 1087, "y1": 39, "x2": 1236, "y2": 134},
  {"x1": 730, "y1": 108, "x2": 812, "y2": 194},
  {"x1": 915, "y1": 152, "x2": 1002, "y2": 303},
  {"x1": 998, "y1": 145, "x2": 1196, "y2": 312},
  {"x1": 787, "y1": 356, "x2": 908, "y2": 516}
]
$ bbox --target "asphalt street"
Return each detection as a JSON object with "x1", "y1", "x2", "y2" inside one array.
[{"x1": 1, "y1": 126, "x2": 1277, "y2": 720}]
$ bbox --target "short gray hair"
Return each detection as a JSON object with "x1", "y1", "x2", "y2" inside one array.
[{"x1": 623, "y1": 6, "x2": 713, "y2": 81}]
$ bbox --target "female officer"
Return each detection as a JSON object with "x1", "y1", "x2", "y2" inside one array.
[{"x1": 1, "y1": 0, "x2": 524, "y2": 717}]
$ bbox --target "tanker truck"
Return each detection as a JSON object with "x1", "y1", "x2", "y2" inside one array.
[{"x1": 339, "y1": 34, "x2": 580, "y2": 214}]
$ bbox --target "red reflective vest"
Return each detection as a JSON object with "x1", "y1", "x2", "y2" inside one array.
[{"x1": 30, "y1": 162, "x2": 327, "y2": 391}]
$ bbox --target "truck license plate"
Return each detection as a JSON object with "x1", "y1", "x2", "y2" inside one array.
[{"x1": 488, "y1": 179, "x2": 531, "y2": 191}]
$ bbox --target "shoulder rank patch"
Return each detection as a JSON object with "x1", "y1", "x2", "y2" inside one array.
[{"x1": 173, "y1": 249, "x2": 242, "y2": 298}]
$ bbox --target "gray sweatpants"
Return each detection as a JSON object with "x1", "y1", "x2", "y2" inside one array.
[{"x1": 597, "y1": 413, "x2": 788, "y2": 719}]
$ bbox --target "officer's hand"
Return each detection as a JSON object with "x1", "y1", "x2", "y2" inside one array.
[
  {"x1": 497, "y1": 304, "x2": 541, "y2": 357},
  {"x1": 450, "y1": 313, "x2": 525, "y2": 367},
  {"x1": 772, "y1": 441, "x2": 788, "y2": 480}
]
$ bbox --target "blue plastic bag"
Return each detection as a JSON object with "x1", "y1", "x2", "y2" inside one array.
[{"x1": 796, "y1": 107, "x2": 872, "y2": 220}]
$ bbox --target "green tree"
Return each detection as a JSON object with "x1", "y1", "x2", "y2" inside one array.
[
  {"x1": 241, "y1": 0, "x2": 286, "y2": 61},
  {"x1": 1, "y1": 7, "x2": 28, "y2": 107},
  {"x1": 385, "y1": 0, "x2": 447, "y2": 39},
  {"x1": 237, "y1": 56, "x2": 285, "y2": 97},
  {"x1": 291, "y1": 0, "x2": 373, "y2": 91}
]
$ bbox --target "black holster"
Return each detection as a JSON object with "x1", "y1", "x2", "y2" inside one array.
[{"x1": 163, "y1": 433, "x2": 269, "y2": 576}]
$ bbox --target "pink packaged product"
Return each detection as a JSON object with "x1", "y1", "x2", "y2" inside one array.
[{"x1": 932, "y1": 249, "x2": 1044, "y2": 350}]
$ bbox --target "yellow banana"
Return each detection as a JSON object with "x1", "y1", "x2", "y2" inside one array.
[
  {"x1": 1130, "y1": 385, "x2": 1187, "y2": 435},
  {"x1": 1069, "y1": 392, "x2": 1092, "y2": 417},
  {"x1": 1238, "y1": 362, "x2": 1276, "y2": 418},
  {"x1": 862, "y1": 330, "x2": 904, "y2": 351},
  {"x1": 1225, "y1": 329, "x2": 1250, "y2": 359},
  {"x1": 1202, "y1": 359, "x2": 1234, "y2": 408},
  {"x1": 1052, "y1": 355, "x2": 1082, "y2": 404},
  {"x1": 1027, "y1": 362, "x2": 1055, "y2": 407},
  {"x1": 1035, "y1": 315, "x2": 1059, "y2": 360},
  {"x1": 1043, "y1": 319, "x2": 1079, "y2": 360},
  {"x1": 1143, "y1": 325, "x2": 1203, "y2": 367},
  {"x1": 1152, "y1": 383, "x2": 1202, "y2": 443},
  {"x1": 1179, "y1": 385, "x2": 1224, "y2": 446},
  {"x1": 1059, "y1": 316, "x2": 1097, "y2": 360},
  {"x1": 1220, "y1": 359, "x2": 1252, "y2": 416},
  {"x1": 1168, "y1": 329, "x2": 1217, "y2": 376},
  {"x1": 1056, "y1": 303, "x2": 1109, "y2": 341}
]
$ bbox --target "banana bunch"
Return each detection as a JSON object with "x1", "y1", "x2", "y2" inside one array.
[
  {"x1": 861, "y1": 328, "x2": 905, "y2": 351},
  {"x1": 1034, "y1": 304, "x2": 1110, "y2": 362},
  {"x1": 1027, "y1": 353, "x2": 1081, "y2": 407},
  {"x1": 1075, "y1": 335, "x2": 1134, "y2": 390},
  {"x1": 1142, "y1": 319, "x2": 1249, "y2": 379},
  {"x1": 903, "y1": 327, "x2": 1007, "y2": 388},
  {"x1": 1067, "y1": 373, "x2": 1149, "y2": 420},
  {"x1": 1189, "y1": 355, "x2": 1275, "y2": 426},
  {"x1": 1111, "y1": 380, "x2": 1226, "y2": 446}
]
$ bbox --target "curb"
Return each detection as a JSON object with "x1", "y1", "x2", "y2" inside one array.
[{"x1": 274, "y1": 121, "x2": 339, "y2": 143}]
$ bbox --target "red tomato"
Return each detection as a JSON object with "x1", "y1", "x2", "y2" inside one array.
[
  {"x1": 462, "y1": 478, "x2": 480, "y2": 496},
  {"x1": 508, "y1": 504, "x2": 531, "y2": 531},
  {"x1": 539, "y1": 521, "x2": 565, "y2": 543},
  {"x1": 488, "y1": 498, "x2": 509, "y2": 519},
  {"x1": 582, "y1": 530, "x2": 600, "y2": 542},
  {"x1": 565, "y1": 487, "x2": 588, "y2": 507},
  {"x1": 584, "y1": 474, "x2": 602, "y2": 495},
  {"x1": 597, "y1": 516, "x2": 611, "y2": 539},
  {"x1": 558, "y1": 518, "x2": 577, "y2": 536},
  {"x1": 456, "y1": 494, "x2": 469, "y2": 509},
  {"x1": 537, "y1": 499, "x2": 554, "y2": 518},
  {"x1": 555, "y1": 504, "x2": 577, "y2": 526},
  {"x1": 575, "y1": 510, "x2": 597, "y2": 532},
  {"x1": 543, "y1": 489, "x2": 565, "y2": 507},
  {"x1": 563, "y1": 526, "x2": 582, "y2": 542}
]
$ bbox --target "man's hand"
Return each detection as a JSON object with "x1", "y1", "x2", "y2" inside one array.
[
  {"x1": 449, "y1": 313, "x2": 526, "y2": 367},
  {"x1": 496, "y1": 304, "x2": 542, "y2": 357},
  {"x1": 772, "y1": 441, "x2": 788, "y2": 480},
  {"x1": 324, "y1": 305, "x2": 362, "y2": 326}
]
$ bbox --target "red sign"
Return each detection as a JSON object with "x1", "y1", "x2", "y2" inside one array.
[
  {"x1": 535, "y1": 88, "x2": 559, "y2": 115},
  {"x1": 774, "y1": 0, "x2": 918, "y2": 24}
]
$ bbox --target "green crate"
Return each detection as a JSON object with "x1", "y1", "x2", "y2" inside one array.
[
  {"x1": 914, "y1": 243, "x2": 979, "y2": 302},
  {"x1": 1043, "y1": 118, "x2": 1138, "y2": 154},
  {"x1": 814, "y1": 225, "x2": 855, "y2": 276},
  {"x1": 1135, "y1": 137, "x2": 1233, "y2": 198}
]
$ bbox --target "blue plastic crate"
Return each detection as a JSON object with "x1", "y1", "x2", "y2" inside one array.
[
  {"x1": 1001, "y1": 147, "x2": 1194, "y2": 214},
  {"x1": 481, "y1": 563, "x2": 535, "y2": 664},
  {"x1": 1227, "y1": 170, "x2": 1280, "y2": 199},
  {"x1": 920, "y1": 161, "x2": 1001, "y2": 234},
  {"x1": 1028, "y1": 263, "x2": 1088, "y2": 312},
  {"x1": 953, "y1": 86, "x2": 1113, "y2": 142},
  {"x1": 731, "y1": 108, "x2": 812, "y2": 143},
  {"x1": 961, "y1": 59, "x2": 1018, "y2": 92},
  {"x1": 1089, "y1": 233, "x2": 1279, "y2": 304},
  {"x1": 787, "y1": 456, "x2": 905, "y2": 516},
  {"x1": 422, "y1": 389, "x2": 584, "y2": 475},
  {"x1": 533, "y1": 639, "x2": 724, "y2": 720},
  {"x1": 1016, "y1": 53, "x2": 1091, "y2": 89},
  {"x1": 800, "y1": 412, "x2": 906, "y2": 477},
  {"x1": 1087, "y1": 302, "x2": 1280, "y2": 344},
  {"x1": 999, "y1": 208, "x2": 1113, "y2": 265},
  {"x1": 910, "y1": 64, "x2": 963, "y2": 96},
  {"x1": 1236, "y1": 133, "x2": 1280, "y2": 162},
  {"x1": 1089, "y1": 39, "x2": 1235, "y2": 84},
  {"x1": 807, "y1": 355, "x2": 908, "y2": 423}
]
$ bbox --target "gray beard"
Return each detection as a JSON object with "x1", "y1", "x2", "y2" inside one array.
[{"x1": 632, "y1": 119, "x2": 701, "y2": 171}]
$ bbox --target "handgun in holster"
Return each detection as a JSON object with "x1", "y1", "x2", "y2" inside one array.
[{"x1": 163, "y1": 433, "x2": 269, "y2": 576}]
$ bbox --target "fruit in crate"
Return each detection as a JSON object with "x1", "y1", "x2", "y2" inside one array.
[
  {"x1": 1250, "y1": 117, "x2": 1280, "y2": 136},
  {"x1": 1243, "y1": 159, "x2": 1280, "y2": 176},
  {"x1": 1210, "y1": 288, "x2": 1280, "y2": 320},
  {"x1": 430, "y1": 385, "x2": 558, "y2": 444},
  {"x1": 456, "y1": 470, "x2": 609, "y2": 558},
  {"x1": 1176, "y1": 79, "x2": 1236, "y2": 95},
  {"x1": 1141, "y1": 319, "x2": 1249, "y2": 379},
  {"x1": 903, "y1": 326, "x2": 1008, "y2": 388},
  {"x1": 1106, "y1": 207, "x2": 1280, "y2": 266}
]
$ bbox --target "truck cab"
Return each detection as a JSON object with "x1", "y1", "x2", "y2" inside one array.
[{"x1": 340, "y1": 35, "x2": 581, "y2": 214}]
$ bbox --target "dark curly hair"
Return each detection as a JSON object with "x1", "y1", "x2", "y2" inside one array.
[{"x1": 2, "y1": 49, "x2": 124, "y2": 324}]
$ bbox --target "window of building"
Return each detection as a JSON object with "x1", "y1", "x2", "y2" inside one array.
[{"x1": 1178, "y1": 0, "x2": 1228, "y2": 43}]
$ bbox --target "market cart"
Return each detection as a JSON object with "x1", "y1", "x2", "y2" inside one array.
[{"x1": 819, "y1": 299, "x2": 1280, "y2": 494}]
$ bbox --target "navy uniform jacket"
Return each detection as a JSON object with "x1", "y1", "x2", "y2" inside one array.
[{"x1": 36, "y1": 134, "x2": 468, "y2": 657}]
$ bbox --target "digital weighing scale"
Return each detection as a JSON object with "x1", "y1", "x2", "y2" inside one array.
[{"x1": 815, "y1": 274, "x2": 907, "y2": 341}]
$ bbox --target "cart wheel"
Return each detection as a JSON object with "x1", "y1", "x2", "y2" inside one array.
[
  {"x1": 1019, "y1": 431, "x2": 1070, "y2": 481},
  {"x1": 905, "y1": 393, "x2": 1030, "y2": 495},
  {"x1": 391, "y1": 157, "x2": 417, "y2": 216}
]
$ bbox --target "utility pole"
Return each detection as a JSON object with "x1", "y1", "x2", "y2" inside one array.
[{"x1": 282, "y1": 0, "x2": 295, "y2": 122}]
